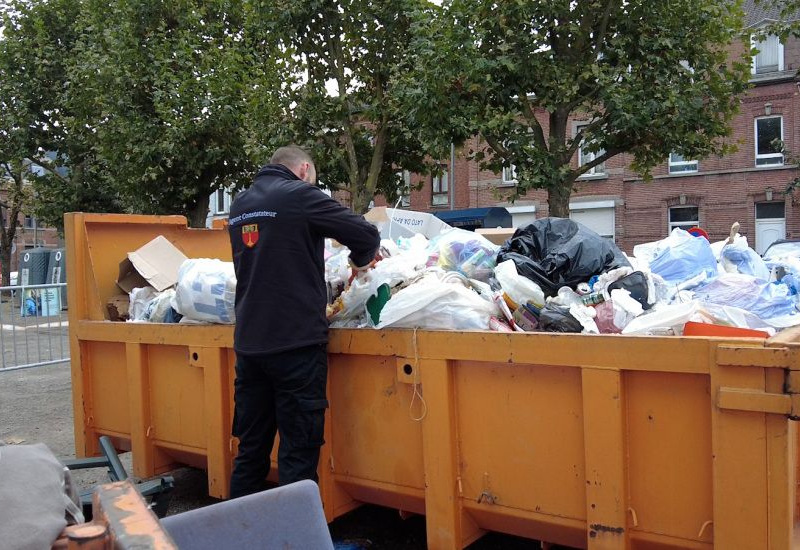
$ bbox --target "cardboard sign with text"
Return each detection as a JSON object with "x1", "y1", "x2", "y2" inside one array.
[{"x1": 364, "y1": 207, "x2": 452, "y2": 240}]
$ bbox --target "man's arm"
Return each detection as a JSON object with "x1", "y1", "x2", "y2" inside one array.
[{"x1": 305, "y1": 187, "x2": 380, "y2": 267}]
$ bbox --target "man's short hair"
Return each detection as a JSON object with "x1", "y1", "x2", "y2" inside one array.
[{"x1": 270, "y1": 145, "x2": 314, "y2": 168}]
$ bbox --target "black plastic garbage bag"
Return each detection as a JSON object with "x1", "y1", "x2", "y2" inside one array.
[
  {"x1": 538, "y1": 305, "x2": 583, "y2": 333},
  {"x1": 497, "y1": 218, "x2": 630, "y2": 297},
  {"x1": 607, "y1": 271, "x2": 651, "y2": 310}
]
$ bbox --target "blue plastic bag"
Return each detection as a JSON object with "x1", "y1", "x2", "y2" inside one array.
[
  {"x1": 720, "y1": 238, "x2": 770, "y2": 281},
  {"x1": 693, "y1": 274, "x2": 798, "y2": 319},
  {"x1": 647, "y1": 230, "x2": 717, "y2": 285}
]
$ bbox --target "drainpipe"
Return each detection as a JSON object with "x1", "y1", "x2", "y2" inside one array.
[{"x1": 450, "y1": 142, "x2": 455, "y2": 211}]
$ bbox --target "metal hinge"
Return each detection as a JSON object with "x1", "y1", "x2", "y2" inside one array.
[{"x1": 715, "y1": 345, "x2": 800, "y2": 420}]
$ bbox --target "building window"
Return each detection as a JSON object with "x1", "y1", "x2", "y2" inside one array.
[
  {"x1": 212, "y1": 189, "x2": 233, "y2": 215},
  {"x1": 23, "y1": 215, "x2": 35, "y2": 229},
  {"x1": 577, "y1": 124, "x2": 605, "y2": 177},
  {"x1": 755, "y1": 116, "x2": 783, "y2": 167},
  {"x1": 753, "y1": 34, "x2": 784, "y2": 75},
  {"x1": 501, "y1": 164, "x2": 517, "y2": 186},
  {"x1": 669, "y1": 206, "x2": 699, "y2": 233},
  {"x1": 431, "y1": 164, "x2": 449, "y2": 206},
  {"x1": 669, "y1": 153, "x2": 698, "y2": 174},
  {"x1": 396, "y1": 170, "x2": 411, "y2": 207}
]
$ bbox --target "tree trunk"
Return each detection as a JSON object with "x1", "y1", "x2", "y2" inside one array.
[
  {"x1": 0, "y1": 245, "x2": 11, "y2": 287},
  {"x1": 187, "y1": 192, "x2": 210, "y2": 228},
  {"x1": 548, "y1": 108, "x2": 572, "y2": 218},
  {"x1": 547, "y1": 184, "x2": 571, "y2": 218},
  {"x1": 351, "y1": 185, "x2": 372, "y2": 215}
]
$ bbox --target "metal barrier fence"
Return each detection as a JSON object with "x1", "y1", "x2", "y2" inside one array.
[{"x1": 0, "y1": 283, "x2": 69, "y2": 372}]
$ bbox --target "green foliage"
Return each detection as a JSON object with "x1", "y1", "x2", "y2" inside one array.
[
  {"x1": 401, "y1": 0, "x2": 752, "y2": 215},
  {"x1": 67, "y1": 0, "x2": 286, "y2": 226},
  {"x1": 260, "y1": 0, "x2": 441, "y2": 213}
]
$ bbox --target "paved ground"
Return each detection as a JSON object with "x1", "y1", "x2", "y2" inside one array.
[{"x1": 0, "y1": 363, "x2": 568, "y2": 549}]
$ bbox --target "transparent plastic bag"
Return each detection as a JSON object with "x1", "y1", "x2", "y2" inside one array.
[
  {"x1": 692, "y1": 274, "x2": 798, "y2": 320},
  {"x1": 428, "y1": 228, "x2": 499, "y2": 283},
  {"x1": 171, "y1": 259, "x2": 236, "y2": 324}
]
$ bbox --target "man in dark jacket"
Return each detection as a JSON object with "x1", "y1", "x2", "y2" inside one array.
[{"x1": 228, "y1": 145, "x2": 380, "y2": 498}]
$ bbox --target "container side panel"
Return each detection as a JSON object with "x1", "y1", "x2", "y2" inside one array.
[
  {"x1": 455, "y1": 361, "x2": 586, "y2": 519},
  {"x1": 710, "y1": 365, "x2": 769, "y2": 550},
  {"x1": 328, "y1": 353, "x2": 425, "y2": 490},
  {"x1": 87, "y1": 341, "x2": 131, "y2": 435},
  {"x1": 148, "y1": 345, "x2": 206, "y2": 451},
  {"x1": 626, "y1": 372, "x2": 713, "y2": 542}
]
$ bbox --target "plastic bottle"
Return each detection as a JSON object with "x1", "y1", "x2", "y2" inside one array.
[{"x1": 580, "y1": 292, "x2": 606, "y2": 306}]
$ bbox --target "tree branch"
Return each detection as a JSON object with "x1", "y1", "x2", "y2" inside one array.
[
  {"x1": 31, "y1": 155, "x2": 69, "y2": 184},
  {"x1": 483, "y1": 134, "x2": 509, "y2": 158},
  {"x1": 321, "y1": 133, "x2": 352, "y2": 175},
  {"x1": 364, "y1": 120, "x2": 389, "y2": 197},
  {"x1": 519, "y1": 94, "x2": 547, "y2": 151},
  {"x1": 565, "y1": 116, "x2": 606, "y2": 163},
  {"x1": 574, "y1": 146, "x2": 621, "y2": 177},
  {"x1": 325, "y1": 20, "x2": 360, "y2": 187},
  {"x1": 594, "y1": 0, "x2": 616, "y2": 52},
  {"x1": 0, "y1": 161, "x2": 14, "y2": 179}
]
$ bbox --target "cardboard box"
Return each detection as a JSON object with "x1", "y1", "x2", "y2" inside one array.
[
  {"x1": 476, "y1": 228, "x2": 516, "y2": 246},
  {"x1": 365, "y1": 207, "x2": 452, "y2": 240},
  {"x1": 117, "y1": 236, "x2": 188, "y2": 293},
  {"x1": 106, "y1": 294, "x2": 131, "y2": 321}
]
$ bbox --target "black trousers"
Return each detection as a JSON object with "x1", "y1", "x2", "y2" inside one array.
[{"x1": 229, "y1": 343, "x2": 329, "y2": 499}]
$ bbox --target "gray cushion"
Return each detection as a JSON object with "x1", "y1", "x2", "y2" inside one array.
[
  {"x1": 161, "y1": 480, "x2": 333, "y2": 550},
  {"x1": 0, "y1": 443, "x2": 84, "y2": 550}
]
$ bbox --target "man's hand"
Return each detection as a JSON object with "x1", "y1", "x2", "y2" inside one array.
[{"x1": 348, "y1": 256, "x2": 378, "y2": 285}]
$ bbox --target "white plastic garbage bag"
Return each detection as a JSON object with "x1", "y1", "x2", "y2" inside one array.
[
  {"x1": 145, "y1": 289, "x2": 175, "y2": 323},
  {"x1": 610, "y1": 288, "x2": 644, "y2": 329},
  {"x1": 376, "y1": 273, "x2": 499, "y2": 330},
  {"x1": 331, "y1": 246, "x2": 429, "y2": 321},
  {"x1": 129, "y1": 287, "x2": 158, "y2": 321},
  {"x1": 622, "y1": 302, "x2": 702, "y2": 336},
  {"x1": 172, "y1": 259, "x2": 236, "y2": 324},
  {"x1": 569, "y1": 304, "x2": 599, "y2": 334},
  {"x1": 494, "y1": 260, "x2": 545, "y2": 308}
]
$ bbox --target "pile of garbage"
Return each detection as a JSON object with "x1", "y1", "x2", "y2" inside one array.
[
  {"x1": 108, "y1": 235, "x2": 236, "y2": 325},
  {"x1": 325, "y1": 216, "x2": 800, "y2": 337},
  {"x1": 111, "y1": 211, "x2": 800, "y2": 338}
]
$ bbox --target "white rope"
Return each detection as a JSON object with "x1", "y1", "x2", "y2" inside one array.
[{"x1": 409, "y1": 327, "x2": 428, "y2": 422}]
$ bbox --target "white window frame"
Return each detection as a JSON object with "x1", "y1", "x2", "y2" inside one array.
[
  {"x1": 668, "y1": 206, "x2": 699, "y2": 233},
  {"x1": 396, "y1": 170, "x2": 411, "y2": 208},
  {"x1": 755, "y1": 116, "x2": 784, "y2": 167},
  {"x1": 669, "y1": 153, "x2": 698, "y2": 174},
  {"x1": 751, "y1": 33, "x2": 785, "y2": 75},
  {"x1": 431, "y1": 164, "x2": 449, "y2": 206},
  {"x1": 501, "y1": 164, "x2": 517, "y2": 186},
  {"x1": 211, "y1": 188, "x2": 233, "y2": 215},
  {"x1": 576, "y1": 123, "x2": 605, "y2": 178}
]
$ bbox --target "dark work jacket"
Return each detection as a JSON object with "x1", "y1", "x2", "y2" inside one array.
[{"x1": 229, "y1": 164, "x2": 380, "y2": 355}]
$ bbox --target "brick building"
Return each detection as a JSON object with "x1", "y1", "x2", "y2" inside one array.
[{"x1": 377, "y1": 2, "x2": 800, "y2": 254}]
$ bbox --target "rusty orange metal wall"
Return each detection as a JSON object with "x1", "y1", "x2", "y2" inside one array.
[{"x1": 66, "y1": 213, "x2": 800, "y2": 550}]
